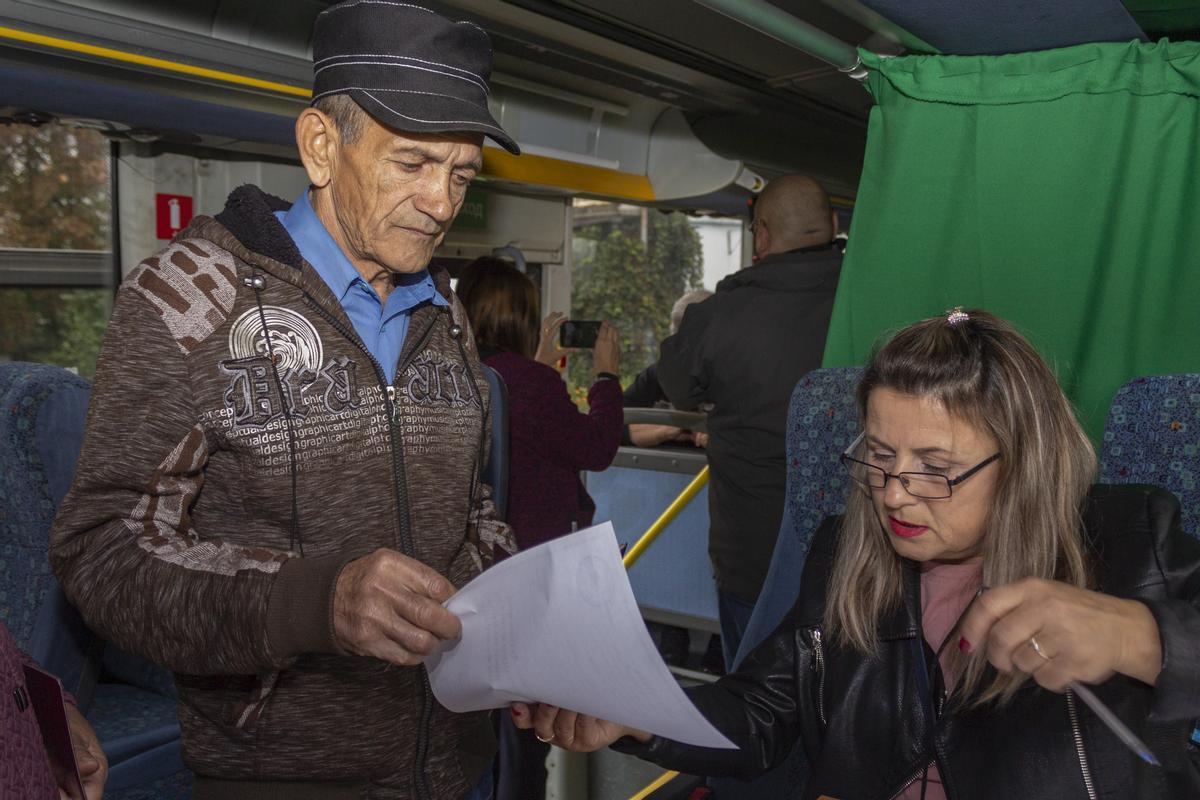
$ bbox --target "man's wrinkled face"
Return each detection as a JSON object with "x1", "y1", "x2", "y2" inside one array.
[{"x1": 328, "y1": 120, "x2": 482, "y2": 275}]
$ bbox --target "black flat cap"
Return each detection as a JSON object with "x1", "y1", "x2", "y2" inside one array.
[{"x1": 312, "y1": 1, "x2": 519, "y2": 154}]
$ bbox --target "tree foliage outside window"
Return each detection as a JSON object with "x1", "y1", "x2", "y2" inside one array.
[
  {"x1": 0, "y1": 123, "x2": 112, "y2": 378},
  {"x1": 568, "y1": 207, "x2": 704, "y2": 405}
]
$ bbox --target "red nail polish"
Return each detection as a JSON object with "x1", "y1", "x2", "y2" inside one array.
[
  {"x1": 511, "y1": 707, "x2": 523, "y2": 719},
  {"x1": 958, "y1": 637, "x2": 971, "y2": 653}
]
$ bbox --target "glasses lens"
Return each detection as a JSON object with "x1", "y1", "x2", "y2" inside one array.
[
  {"x1": 843, "y1": 456, "x2": 886, "y2": 488},
  {"x1": 900, "y1": 473, "x2": 952, "y2": 499}
]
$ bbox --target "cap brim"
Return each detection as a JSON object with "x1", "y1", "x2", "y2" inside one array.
[{"x1": 347, "y1": 88, "x2": 520, "y2": 155}]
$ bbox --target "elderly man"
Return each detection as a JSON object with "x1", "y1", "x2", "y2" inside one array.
[
  {"x1": 50, "y1": 4, "x2": 516, "y2": 799},
  {"x1": 657, "y1": 175, "x2": 842, "y2": 671}
]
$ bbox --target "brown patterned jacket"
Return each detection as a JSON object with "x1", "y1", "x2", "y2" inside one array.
[{"x1": 49, "y1": 185, "x2": 515, "y2": 799}]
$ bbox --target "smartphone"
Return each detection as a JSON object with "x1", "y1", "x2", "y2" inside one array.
[{"x1": 559, "y1": 320, "x2": 602, "y2": 349}]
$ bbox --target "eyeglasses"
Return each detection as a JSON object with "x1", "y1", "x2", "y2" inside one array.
[{"x1": 840, "y1": 432, "x2": 1001, "y2": 500}]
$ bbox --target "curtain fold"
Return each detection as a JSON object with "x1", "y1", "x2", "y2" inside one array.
[{"x1": 823, "y1": 40, "x2": 1200, "y2": 443}]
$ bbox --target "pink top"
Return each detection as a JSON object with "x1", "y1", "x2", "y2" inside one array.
[{"x1": 897, "y1": 561, "x2": 983, "y2": 800}]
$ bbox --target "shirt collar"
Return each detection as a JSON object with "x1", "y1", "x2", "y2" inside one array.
[{"x1": 276, "y1": 190, "x2": 447, "y2": 311}]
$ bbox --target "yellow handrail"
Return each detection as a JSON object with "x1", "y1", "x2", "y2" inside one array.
[
  {"x1": 621, "y1": 466, "x2": 709, "y2": 570},
  {"x1": 628, "y1": 769, "x2": 680, "y2": 799},
  {"x1": 620, "y1": 466, "x2": 709, "y2": 798}
]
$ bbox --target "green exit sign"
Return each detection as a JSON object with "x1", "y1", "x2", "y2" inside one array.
[{"x1": 455, "y1": 189, "x2": 488, "y2": 230}]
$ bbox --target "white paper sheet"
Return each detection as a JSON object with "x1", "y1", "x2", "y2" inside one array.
[{"x1": 425, "y1": 521, "x2": 736, "y2": 749}]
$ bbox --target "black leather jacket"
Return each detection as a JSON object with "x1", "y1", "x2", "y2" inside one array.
[{"x1": 618, "y1": 485, "x2": 1200, "y2": 799}]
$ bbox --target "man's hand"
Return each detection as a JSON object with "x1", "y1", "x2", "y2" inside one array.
[
  {"x1": 333, "y1": 548, "x2": 462, "y2": 665},
  {"x1": 64, "y1": 702, "x2": 106, "y2": 800}
]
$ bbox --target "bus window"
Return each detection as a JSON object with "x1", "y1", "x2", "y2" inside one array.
[
  {"x1": 0, "y1": 123, "x2": 114, "y2": 379},
  {"x1": 567, "y1": 200, "x2": 743, "y2": 406}
]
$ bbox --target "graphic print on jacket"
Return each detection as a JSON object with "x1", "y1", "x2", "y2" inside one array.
[{"x1": 210, "y1": 304, "x2": 483, "y2": 476}]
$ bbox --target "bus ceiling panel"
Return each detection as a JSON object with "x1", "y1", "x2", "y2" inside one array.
[
  {"x1": 818, "y1": 0, "x2": 939, "y2": 54},
  {"x1": 0, "y1": 61, "x2": 297, "y2": 150},
  {"x1": 1123, "y1": 0, "x2": 1200, "y2": 39},
  {"x1": 526, "y1": 0, "x2": 871, "y2": 85},
  {"x1": 855, "y1": 0, "x2": 1148, "y2": 55},
  {"x1": 29, "y1": 0, "x2": 324, "y2": 57},
  {"x1": 0, "y1": 0, "x2": 317, "y2": 89},
  {"x1": 435, "y1": 0, "x2": 871, "y2": 122},
  {"x1": 645, "y1": 108, "x2": 751, "y2": 202},
  {"x1": 687, "y1": 110, "x2": 867, "y2": 200}
]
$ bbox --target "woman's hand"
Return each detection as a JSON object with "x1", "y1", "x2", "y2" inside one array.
[
  {"x1": 534, "y1": 312, "x2": 573, "y2": 367},
  {"x1": 959, "y1": 578, "x2": 1163, "y2": 691},
  {"x1": 592, "y1": 321, "x2": 620, "y2": 377},
  {"x1": 64, "y1": 703, "x2": 107, "y2": 800},
  {"x1": 510, "y1": 702, "x2": 650, "y2": 752}
]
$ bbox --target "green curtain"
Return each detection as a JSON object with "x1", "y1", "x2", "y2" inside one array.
[{"x1": 823, "y1": 40, "x2": 1200, "y2": 443}]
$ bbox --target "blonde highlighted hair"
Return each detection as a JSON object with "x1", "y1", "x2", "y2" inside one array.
[{"x1": 825, "y1": 309, "x2": 1097, "y2": 704}]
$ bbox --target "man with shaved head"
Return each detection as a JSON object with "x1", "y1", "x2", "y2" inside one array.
[
  {"x1": 658, "y1": 174, "x2": 842, "y2": 671},
  {"x1": 750, "y1": 174, "x2": 837, "y2": 261}
]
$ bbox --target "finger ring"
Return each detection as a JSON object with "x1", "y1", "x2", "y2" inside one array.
[
  {"x1": 1029, "y1": 635, "x2": 1052, "y2": 662},
  {"x1": 535, "y1": 733, "x2": 554, "y2": 743}
]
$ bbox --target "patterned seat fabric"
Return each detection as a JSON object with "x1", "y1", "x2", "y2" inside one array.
[
  {"x1": 0, "y1": 362, "x2": 191, "y2": 797},
  {"x1": 0, "y1": 362, "x2": 90, "y2": 656},
  {"x1": 1099, "y1": 374, "x2": 1200, "y2": 538},
  {"x1": 1098, "y1": 373, "x2": 1200, "y2": 747}
]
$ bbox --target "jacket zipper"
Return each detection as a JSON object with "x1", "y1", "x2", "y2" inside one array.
[
  {"x1": 885, "y1": 643, "x2": 946, "y2": 799},
  {"x1": 809, "y1": 627, "x2": 827, "y2": 726},
  {"x1": 304, "y1": 295, "x2": 440, "y2": 799},
  {"x1": 391, "y1": 315, "x2": 440, "y2": 800},
  {"x1": 889, "y1": 759, "x2": 936, "y2": 800},
  {"x1": 1067, "y1": 690, "x2": 1098, "y2": 800}
]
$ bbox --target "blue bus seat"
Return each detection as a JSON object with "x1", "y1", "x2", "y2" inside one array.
[
  {"x1": 0, "y1": 362, "x2": 191, "y2": 798},
  {"x1": 1, "y1": 362, "x2": 95, "y2": 696},
  {"x1": 1098, "y1": 373, "x2": 1200, "y2": 748},
  {"x1": 1099, "y1": 373, "x2": 1200, "y2": 538},
  {"x1": 480, "y1": 364, "x2": 510, "y2": 521}
]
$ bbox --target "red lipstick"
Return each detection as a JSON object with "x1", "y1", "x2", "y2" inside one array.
[{"x1": 888, "y1": 517, "x2": 927, "y2": 538}]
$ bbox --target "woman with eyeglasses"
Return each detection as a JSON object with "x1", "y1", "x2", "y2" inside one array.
[{"x1": 512, "y1": 309, "x2": 1200, "y2": 798}]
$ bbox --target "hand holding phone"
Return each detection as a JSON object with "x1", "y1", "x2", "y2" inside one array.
[
  {"x1": 591, "y1": 321, "x2": 620, "y2": 377},
  {"x1": 559, "y1": 320, "x2": 602, "y2": 349}
]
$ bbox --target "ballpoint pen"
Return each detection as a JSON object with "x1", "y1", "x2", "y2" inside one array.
[
  {"x1": 1026, "y1": 636, "x2": 1161, "y2": 766},
  {"x1": 951, "y1": 586, "x2": 1162, "y2": 767}
]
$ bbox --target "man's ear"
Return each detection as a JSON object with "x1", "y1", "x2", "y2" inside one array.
[
  {"x1": 296, "y1": 107, "x2": 337, "y2": 188},
  {"x1": 753, "y1": 223, "x2": 770, "y2": 261},
  {"x1": 830, "y1": 210, "x2": 839, "y2": 238}
]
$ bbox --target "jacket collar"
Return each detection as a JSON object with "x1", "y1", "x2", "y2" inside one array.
[
  {"x1": 197, "y1": 184, "x2": 455, "y2": 305},
  {"x1": 716, "y1": 247, "x2": 841, "y2": 294}
]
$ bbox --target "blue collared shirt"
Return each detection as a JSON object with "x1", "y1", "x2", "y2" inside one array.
[{"x1": 276, "y1": 191, "x2": 448, "y2": 382}]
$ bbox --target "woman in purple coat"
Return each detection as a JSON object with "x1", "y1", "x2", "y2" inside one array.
[
  {"x1": 457, "y1": 257, "x2": 623, "y2": 553},
  {"x1": 456, "y1": 257, "x2": 623, "y2": 799},
  {"x1": 2, "y1": 620, "x2": 107, "y2": 799}
]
